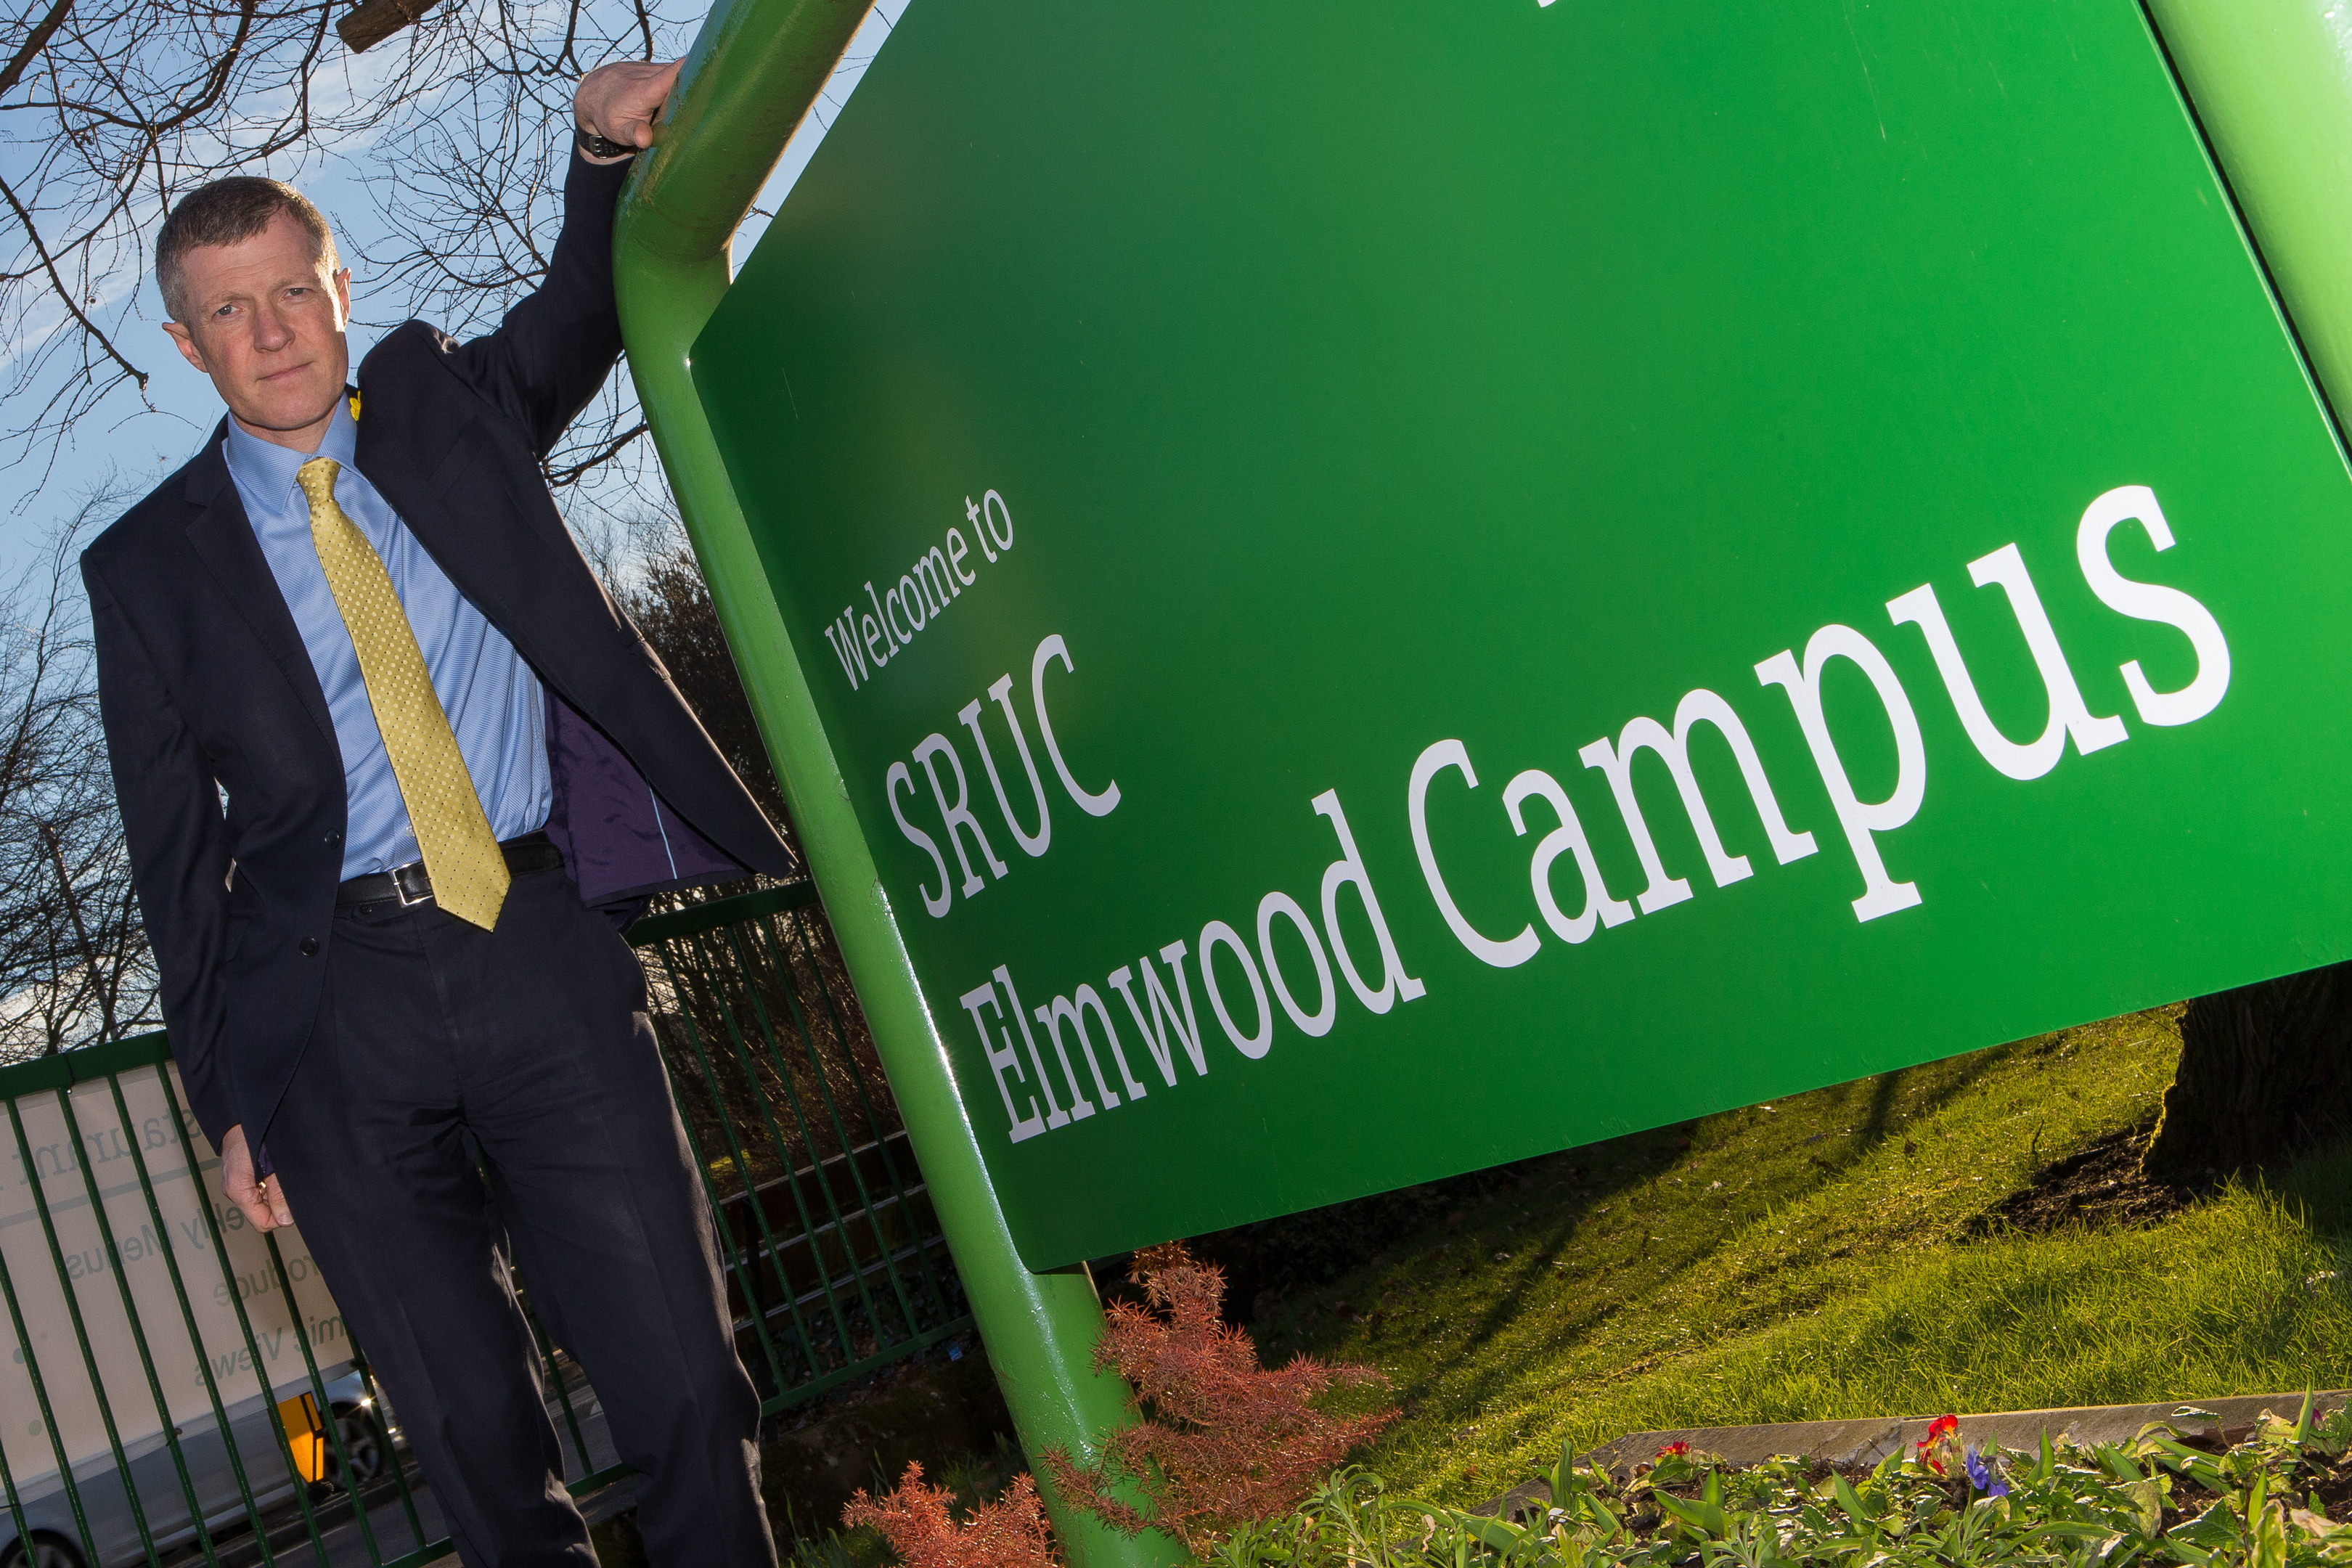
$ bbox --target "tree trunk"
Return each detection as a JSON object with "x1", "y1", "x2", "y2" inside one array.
[{"x1": 2143, "y1": 962, "x2": 2352, "y2": 1183}]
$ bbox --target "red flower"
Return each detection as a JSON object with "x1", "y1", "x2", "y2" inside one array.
[
  {"x1": 1656, "y1": 1442, "x2": 1691, "y2": 1459},
  {"x1": 1917, "y1": 1415, "x2": 1960, "y2": 1475}
]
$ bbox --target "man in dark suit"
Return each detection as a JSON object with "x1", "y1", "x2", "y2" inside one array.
[{"x1": 82, "y1": 60, "x2": 791, "y2": 1566}]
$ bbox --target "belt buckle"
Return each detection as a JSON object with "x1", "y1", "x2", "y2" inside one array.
[{"x1": 391, "y1": 862, "x2": 434, "y2": 908}]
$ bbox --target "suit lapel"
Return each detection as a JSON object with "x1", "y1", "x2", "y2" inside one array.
[{"x1": 181, "y1": 426, "x2": 338, "y2": 748}]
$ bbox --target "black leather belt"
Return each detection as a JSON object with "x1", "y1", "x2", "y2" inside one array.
[{"x1": 336, "y1": 830, "x2": 565, "y2": 908}]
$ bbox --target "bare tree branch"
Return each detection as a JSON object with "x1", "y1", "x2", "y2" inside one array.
[
  {"x1": 0, "y1": 482, "x2": 160, "y2": 1062},
  {"x1": 0, "y1": 0, "x2": 708, "y2": 486},
  {"x1": 0, "y1": 169, "x2": 147, "y2": 388},
  {"x1": 0, "y1": 0, "x2": 78, "y2": 99},
  {"x1": 545, "y1": 417, "x2": 642, "y2": 485}
]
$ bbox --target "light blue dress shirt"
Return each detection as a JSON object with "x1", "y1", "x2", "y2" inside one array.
[{"x1": 224, "y1": 400, "x2": 551, "y2": 881}]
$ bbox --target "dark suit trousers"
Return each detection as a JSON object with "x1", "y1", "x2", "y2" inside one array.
[{"x1": 264, "y1": 864, "x2": 775, "y2": 1568}]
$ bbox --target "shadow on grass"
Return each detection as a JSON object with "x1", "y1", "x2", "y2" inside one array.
[{"x1": 1167, "y1": 1044, "x2": 2006, "y2": 1349}]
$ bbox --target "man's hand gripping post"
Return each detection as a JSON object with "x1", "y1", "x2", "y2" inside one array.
[{"x1": 575, "y1": 59, "x2": 682, "y2": 162}]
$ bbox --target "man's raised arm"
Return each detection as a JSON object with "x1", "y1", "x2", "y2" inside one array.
[{"x1": 444, "y1": 59, "x2": 682, "y2": 457}]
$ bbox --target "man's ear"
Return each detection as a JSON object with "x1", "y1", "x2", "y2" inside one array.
[
  {"x1": 161, "y1": 319, "x2": 208, "y2": 375},
  {"x1": 332, "y1": 266, "x2": 352, "y2": 330}
]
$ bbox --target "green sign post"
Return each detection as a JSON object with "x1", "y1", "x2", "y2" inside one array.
[{"x1": 617, "y1": 1, "x2": 2352, "y2": 1559}]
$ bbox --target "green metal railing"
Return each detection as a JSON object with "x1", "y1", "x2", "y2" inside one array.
[
  {"x1": 627, "y1": 881, "x2": 968, "y2": 1416},
  {"x1": 0, "y1": 878, "x2": 962, "y2": 1568}
]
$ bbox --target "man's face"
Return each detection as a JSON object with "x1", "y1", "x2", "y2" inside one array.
[{"x1": 162, "y1": 211, "x2": 352, "y2": 447}]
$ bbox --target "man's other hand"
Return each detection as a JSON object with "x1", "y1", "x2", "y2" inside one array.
[
  {"x1": 221, "y1": 1124, "x2": 294, "y2": 1231},
  {"x1": 576, "y1": 60, "x2": 682, "y2": 161}
]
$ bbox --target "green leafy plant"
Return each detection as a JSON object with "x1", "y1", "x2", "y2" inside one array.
[{"x1": 1209, "y1": 1397, "x2": 2352, "y2": 1568}]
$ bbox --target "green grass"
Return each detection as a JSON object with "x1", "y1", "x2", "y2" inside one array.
[{"x1": 1254, "y1": 1009, "x2": 2352, "y2": 1506}]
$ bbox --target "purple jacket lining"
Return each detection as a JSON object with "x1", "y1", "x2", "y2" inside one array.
[{"x1": 542, "y1": 687, "x2": 744, "y2": 904}]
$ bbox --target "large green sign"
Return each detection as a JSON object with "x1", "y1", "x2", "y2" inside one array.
[{"x1": 690, "y1": 0, "x2": 2352, "y2": 1269}]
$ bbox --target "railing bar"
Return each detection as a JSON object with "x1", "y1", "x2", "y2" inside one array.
[
  {"x1": 261, "y1": 1229, "x2": 391, "y2": 1565},
  {"x1": 752, "y1": 1315, "x2": 975, "y2": 1416},
  {"x1": 747, "y1": 1130, "x2": 916, "y2": 1193},
  {"x1": 102, "y1": 1069, "x2": 283, "y2": 1560},
  {"x1": 0, "y1": 1222, "x2": 97, "y2": 1563},
  {"x1": 744, "y1": 913, "x2": 896, "y2": 1253},
  {"x1": 0, "y1": 1443, "x2": 26, "y2": 1568},
  {"x1": 687, "y1": 928, "x2": 872, "y2": 1373},
  {"x1": 712, "y1": 918, "x2": 878, "y2": 1340},
  {"x1": 57, "y1": 1077, "x2": 226, "y2": 1566},
  {"x1": 0, "y1": 1368, "x2": 27, "y2": 1568},
  {"x1": 0, "y1": 1028, "x2": 170, "y2": 1103},
  {"x1": 756, "y1": 914, "x2": 936, "y2": 1334},
  {"x1": 768, "y1": 907, "x2": 950, "y2": 1318},
  {"x1": 754, "y1": 1181, "x2": 931, "y2": 1247},
  {"x1": 698, "y1": 922, "x2": 885, "y2": 1355},
  {"x1": 641, "y1": 940, "x2": 807, "y2": 1400},
  {"x1": 623, "y1": 879, "x2": 818, "y2": 947},
  {"x1": 348, "y1": 1351, "x2": 429, "y2": 1544},
  {"x1": 656, "y1": 931, "x2": 829, "y2": 1385},
  {"x1": 478, "y1": 1149, "x2": 600, "y2": 1485},
  {"x1": 776, "y1": 911, "x2": 955, "y2": 1316},
  {"x1": 155, "y1": 1071, "x2": 335, "y2": 1567},
  {"x1": 566, "y1": 1461, "x2": 635, "y2": 1497},
  {"x1": 375, "y1": 1543, "x2": 465, "y2": 1568},
  {"x1": 777, "y1": 908, "x2": 891, "y2": 1130},
  {"x1": 518, "y1": 1285, "x2": 599, "y2": 1482},
  {"x1": 4, "y1": 1091, "x2": 161, "y2": 1564},
  {"x1": 671, "y1": 925, "x2": 850, "y2": 1377},
  {"x1": 751, "y1": 1234, "x2": 956, "y2": 1320},
  {"x1": 670, "y1": 926, "x2": 854, "y2": 1360}
]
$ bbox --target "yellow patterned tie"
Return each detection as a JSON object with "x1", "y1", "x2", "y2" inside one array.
[{"x1": 297, "y1": 457, "x2": 509, "y2": 930}]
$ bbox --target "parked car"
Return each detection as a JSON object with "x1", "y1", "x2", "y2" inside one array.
[{"x1": 0, "y1": 1372, "x2": 396, "y2": 1568}]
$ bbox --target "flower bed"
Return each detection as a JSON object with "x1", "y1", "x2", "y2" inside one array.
[
  {"x1": 831, "y1": 1244, "x2": 2352, "y2": 1568},
  {"x1": 1206, "y1": 1398, "x2": 2352, "y2": 1568}
]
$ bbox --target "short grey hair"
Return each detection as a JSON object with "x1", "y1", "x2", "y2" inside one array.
[{"x1": 155, "y1": 176, "x2": 338, "y2": 324}]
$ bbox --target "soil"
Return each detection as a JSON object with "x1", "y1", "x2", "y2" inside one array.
[
  {"x1": 751, "y1": 1335, "x2": 1015, "y2": 1534},
  {"x1": 2306, "y1": 1461, "x2": 2352, "y2": 1519},
  {"x1": 1516, "y1": 1433, "x2": 2352, "y2": 1538},
  {"x1": 1967, "y1": 1122, "x2": 2209, "y2": 1238},
  {"x1": 589, "y1": 1333, "x2": 1017, "y2": 1564}
]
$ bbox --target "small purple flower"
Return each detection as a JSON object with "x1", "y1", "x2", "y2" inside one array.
[{"x1": 1963, "y1": 1445, "x2": 2009, "y2": 1499}]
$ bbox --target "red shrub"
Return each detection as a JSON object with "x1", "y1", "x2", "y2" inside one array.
[
  {"x1": 1044, "y1": 1243, "x2": 1395, "y2": 1552},
  {"x1": 844, "y1": 1461, "x2": 1059, "y2": 1568}
]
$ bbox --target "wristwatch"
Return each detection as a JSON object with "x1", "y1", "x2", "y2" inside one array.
[{"x1": 577, "y1": 126, "x2": 636, "y2": 160}]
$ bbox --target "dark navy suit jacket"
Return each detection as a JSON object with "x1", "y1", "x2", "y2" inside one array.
[{"x1": 82, "y1": 150, "x2": 793, "y2": 1150}]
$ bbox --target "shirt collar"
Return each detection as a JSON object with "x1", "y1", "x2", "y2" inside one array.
[{"x1": 221, "y1": 393, "x2": 359, "y2": 514}]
